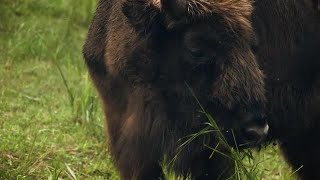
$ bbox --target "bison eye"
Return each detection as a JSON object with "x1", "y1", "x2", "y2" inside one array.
[{"x1": 189, "y1": 48, "x2": 206, "y2": 58}]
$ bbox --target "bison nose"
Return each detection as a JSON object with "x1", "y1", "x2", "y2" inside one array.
[
  {"x1": 242, "y1": 123, "x2": 269, "y2": 143},
  {"x1": 240, "y1": 113, "x2": 269, "y2": 144}
]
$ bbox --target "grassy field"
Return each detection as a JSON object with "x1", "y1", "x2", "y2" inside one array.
[{"x1": 0, "y1": 0, "x2": 294, "y2": 179}]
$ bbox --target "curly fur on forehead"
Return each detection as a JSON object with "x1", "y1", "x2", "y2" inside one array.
[
  {"x1": 150, "y1": 0, "x2": 253, "y2": 36},
  {"x1": 150, "y1": 0, "x2": 252, "y2": 15},
  {"x1": 150, "y1": 0, "x2": 161, "y2": 8}
]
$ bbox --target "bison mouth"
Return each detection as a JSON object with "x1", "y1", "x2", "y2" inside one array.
[
  {"x1": 209, "y1": 106, "x2": 269, "y2": 149},
  {"x1": 186, "y1": 98, "x2": 269, "y2": 150},
  {"x1": 221, "y1": 123, "x2": 269, "y2": 149}
]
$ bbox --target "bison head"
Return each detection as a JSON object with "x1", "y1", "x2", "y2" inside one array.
[{"x1": 122, "y1": 0, "x2": 268, "y2": 147}]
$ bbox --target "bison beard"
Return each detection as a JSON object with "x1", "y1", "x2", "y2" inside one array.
[
  {"x1": 83, "y1": 0, "x2": 268, "y2": 179},
  {"x1": 252, "y1": 0, "x2": 320, "y2": 179}
]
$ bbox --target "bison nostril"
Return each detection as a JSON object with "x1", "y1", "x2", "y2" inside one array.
[{"x1": 242, "y1": 124, "x2": 269, "y2": 142}]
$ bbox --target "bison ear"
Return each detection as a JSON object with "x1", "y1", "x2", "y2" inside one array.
[{"x1": 122, "y1": 0, "x2": 163, "y2": 35}]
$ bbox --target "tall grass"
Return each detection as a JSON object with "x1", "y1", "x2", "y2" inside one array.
[
  {"x1": 0, "y1": 0, "x2": 99, "y2": 122},
  {"x1": 0, "y1": 0, "x2": 118, "y2": 179}
]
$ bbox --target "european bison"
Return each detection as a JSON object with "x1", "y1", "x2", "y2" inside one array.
[
  {"x1": 83, "y1": 0, "x2": 269, "y2": 179},
  {"x1": 253, "y1": 0, "x2": 320, "y2": 179}
]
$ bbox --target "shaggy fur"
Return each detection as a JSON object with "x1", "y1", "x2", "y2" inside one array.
[
  {"x1": 83, "y1": 0, "x2": 267, "y2": 179},
  {"x1": 253, "y1": 0, "x2": 320, "y2": 179},
  {"x1": 151, "y1": 0, "x2": 253, "y2": 33}
]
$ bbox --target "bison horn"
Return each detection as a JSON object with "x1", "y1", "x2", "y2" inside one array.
[{"x1": 152, "y1": 0, "x2": 187, "y2": 19}]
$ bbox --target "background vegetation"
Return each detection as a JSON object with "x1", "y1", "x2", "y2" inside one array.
[{"x1": 0, "y1": 0, "x2": 293, "y2": 179}]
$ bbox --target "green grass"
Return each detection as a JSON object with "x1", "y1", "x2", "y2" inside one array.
[{"x1": 0, "y1": 0, "x2": 293, "y2": 179}]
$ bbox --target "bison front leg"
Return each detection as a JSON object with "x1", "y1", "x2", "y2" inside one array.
[
  {"x1": 115, "y1": 153, "x2": 165, "y2": 180},
  {"x1": 112, "y1": 131, "x2": 165, "y2": 180},
  {"x1": 110, "y1": 87, "x2": 167, "y2": 180}
]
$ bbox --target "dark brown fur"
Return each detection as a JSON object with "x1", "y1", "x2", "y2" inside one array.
[
  {"x1": 83, "y1": 0, "x2": 267, "y2": 179},
  {"x1": 253, "y1": 0, "x2": 320, "y2": 179}
]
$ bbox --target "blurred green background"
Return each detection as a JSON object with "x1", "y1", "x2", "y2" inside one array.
[{"x1": 0, "y1": 0, "x2": 293, "y2": 179}]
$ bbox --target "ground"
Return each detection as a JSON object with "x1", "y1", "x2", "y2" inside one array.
[{"x1": 0, "y1": 0, "x2": 294, "y2": 179}]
